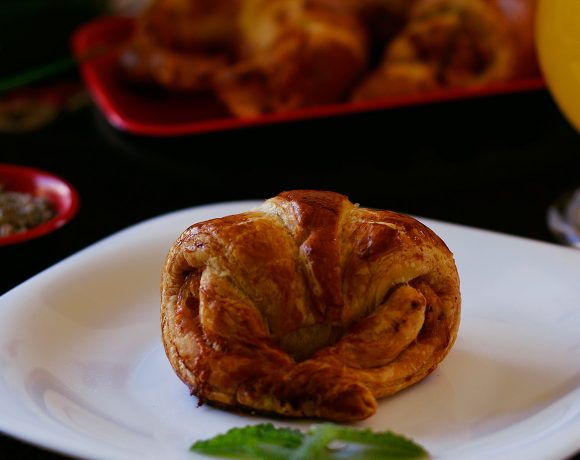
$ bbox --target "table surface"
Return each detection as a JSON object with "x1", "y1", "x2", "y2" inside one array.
[{"x1": 1, "y1": 76, "x2": 580, "y2": 459}]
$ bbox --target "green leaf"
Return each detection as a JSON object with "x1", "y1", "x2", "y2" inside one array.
[
  {"x1": 190, "y1": 422, "x2": 428, "y2": 460},
  {"x1": 326, "y1": 424, "x2": 428, "y2": 457},
  {"x1": 289, "y1": 424, "x2": 427, "y2": 460},
  {"x1": 288, "y1": 423, "x2": 337, "y2": 460},
  {"x1": 190, "y1": 423, "x2": 304, "y2": 460}
]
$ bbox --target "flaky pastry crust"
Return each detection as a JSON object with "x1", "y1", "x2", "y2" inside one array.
[
  {"x1": 352, "y1": 0, "x2": 538, "y2": 101},
  {"x1": 161, "y1": 190, "x2": 461, "y2": 421}
]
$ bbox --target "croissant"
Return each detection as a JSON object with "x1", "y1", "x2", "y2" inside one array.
[
  {"x1": 161, "y1": 190, "x2": 461, "y2": 421},
  {"x1": 119, "y1": 0, "x2": 241, "y2": 92},
  {"x1": 352, "y1": 0, "x2": 538, "y2": 101},
  {"x1": 120, "y1": 0, "x2": 368, "y2": 112},
  {"x1": 212, "y1": 0, "x2": 369, "y2": 117}
]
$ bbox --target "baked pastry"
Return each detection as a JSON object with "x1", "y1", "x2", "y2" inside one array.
[
  {"x1": 212, "y1": 0, "x2": 369, "y2": 117},
  {"x1": 352, "y1": 0, "x2": 538, "y2": 101},
  {"x1": 121, "y1": 0, "x2": 538, "y2": 112},
  {"x1": 120, "y1": 0, "x2": 368, "y2": 114},
  {"x1": 119, "y1": 0, "x2": 241, "y2": 92},
  {"x1": 161, "y1": 190, "x2": 461, "y2": 421}
]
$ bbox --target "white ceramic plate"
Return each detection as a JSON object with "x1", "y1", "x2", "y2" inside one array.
[{"x1": 1, "y1": 201, "x2": 580, "y2": 460}]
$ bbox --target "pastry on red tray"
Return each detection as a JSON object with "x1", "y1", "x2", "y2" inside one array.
[{"x1": 353, "y1": 0, "x2": 539, "y2": 101}]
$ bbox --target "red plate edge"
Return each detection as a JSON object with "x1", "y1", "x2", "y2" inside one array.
[{"x1": 71, "y1": 16, "x2": 547, "y2": 138}]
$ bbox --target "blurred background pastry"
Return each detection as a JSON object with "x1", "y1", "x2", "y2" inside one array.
[
  {"x1": 353, "y1": 0, "x2": 538, "y2": 101},
  {"x1": 119, "y1": 0, "x2": 241, "y2": 92},
  {"x1": 213, "y1": 0, "x2": 368, "y2": 116},
  {"x1": 119, "y1": 0, "x2": 540, "y2": 113}
]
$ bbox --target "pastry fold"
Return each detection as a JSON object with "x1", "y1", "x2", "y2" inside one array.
[
  {"x1": 119, "y1": 0, "x2": 368, "y2": 115},
  {"x1": 352, "y1": 0, "x2": 538, "y2": 100},
  {"x1": 161, "y1": 190, "x2": 461, "y2": 421},
  {"x1": 121, "y1": 0, "x2": 538, "y2": 113},
  {"x1": 119, "y1": 0, "x2": 241, "y2": 92},
  {"x1": 209, "y1": 0, "x2": 369, "y2": 116}
]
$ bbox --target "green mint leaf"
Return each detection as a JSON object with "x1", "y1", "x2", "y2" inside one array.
[
  {"x1": 190, "y1": 423, "x2": 428, "y2": 460},
  {"x1": 317, "y1": 424, "x2": 428, "y2": 459},
  {"x1": 190, "y1": 423, "x2": 304, "y2": 459},
  {"x1": 289, "y1": 424, "x2": 428, "y2": 460},
  {"x1": 288, "y1": 423, "x2": 337, "y2": 460}
]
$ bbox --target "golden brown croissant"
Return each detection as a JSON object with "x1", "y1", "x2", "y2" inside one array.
[
  {"x1": 212, "y1": 0, "x2": 369, "y2": 117},
  {"x1": 352, "y1": 0, "x2": 538, "y2": 101},
  {"x1": 119, "y1": 0, "x2": 241, "y2": 91},
  {"x1": 161, "y1": 190, "x2": 461, "y2": 421}
]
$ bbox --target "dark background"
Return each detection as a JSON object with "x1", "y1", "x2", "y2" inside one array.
[
  {"x1": 2, "y1": 3, "x2": 580, "y2": 459},
  {"x1": 3, "y1": 86, "x2": 580, "y2": 297}
]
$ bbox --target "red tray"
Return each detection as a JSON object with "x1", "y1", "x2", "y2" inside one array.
[{"x1": 72, "y1": 16, "x2": 546, "y2": 137}]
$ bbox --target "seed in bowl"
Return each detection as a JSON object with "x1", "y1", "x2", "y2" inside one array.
[{"x1": 0, "y1": 183, "x2": 55, "y2": 237}]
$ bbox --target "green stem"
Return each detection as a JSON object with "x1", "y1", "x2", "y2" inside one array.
[
  {"x1": 0, "y1": 40, "x2": 118, "y2": 94},
  {"x1": 0, "y1": 56, "x2": 78, "y2": 93}
]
